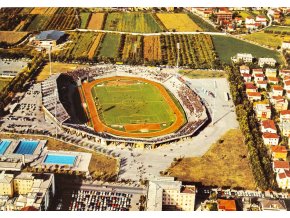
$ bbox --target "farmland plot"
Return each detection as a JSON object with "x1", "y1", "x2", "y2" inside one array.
[
  {"x1": 143, "y1": 36, "x2": 162, "y2": 62},
  {"x1": 87, "y1": 13, "x2": 106, "y2": 30}
]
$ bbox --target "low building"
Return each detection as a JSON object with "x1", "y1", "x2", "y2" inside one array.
[
  {"x1": 270, "y1": 96, "x2": 288, "y2": 112},
  {"x1": 276, "y1": 169, "x2": 290, "y2": 189},
  {"x1": 217, "y1": 199, "x2": 236, "y2": 211},
  {"x1": 268, "y1": 77, "x2": 279, "y2": 85},
  {"x1": 280, "y1": 110, "x2": 290, "y2": 122},
  {"x1": 247, "y1": 92, "x2": 261, "y2": 101},
  {"x1": 258, "y1": 58, "x2": 277, "y2": 67},
  {"x1": 232, "y1": 53, "x2": 253, "y2": 63},
  {"x1": 239, "y1": 65, "x2": 250, "y2": 74},
  {"x1": 146, "y1": 177, "x2": 196, "y2": 211},
  {"x1": 0, "y1": 172, "x2": 55, "y2": 211},
  {"x1": 241, "y1": 73, "x2": 252, "y2": 82},
  {"x1": 284, "y1": 80, "x2": 290, "y2": 91},
  {"x1": 245, "y1": 82, "x2": 258, "y2": 93},
  {"x1": 0, "y1": 173, "x2": 14, "y2": 197},
  {"x1": 31, "y1": 30, "x2": 66, "y2": 48},
  {"x1": 261, "y1": 120, "x2": 277, "y2": 133},
  {"x1": 271, "y1": 85, "x2": 284, "y2": 96},
  {"x1": 254, "y1": 103, "x2": 271, "y2": 120},
  {"x1": 255, "y1": 15, "x2": 267, "y2": 26},
  {"x1": 253, "y1": 73, "x2": 265, "y2": 83},
  {"x1": 245, "y1": 16, "x2": 255, "y2": 24},
  {"x1": 252, "y1": 68, "x2": 263, "y2": 75},
  {"x1": 259, "y1": 199, "x2": 287, "y2": 211},
  {"x1": 265, "y1": 68, "x2": 277, "y2": 78},
  {"x1": 280, "y1": 121, "x2": 290, "y2": 137},
  {"x1": 257, "y1": 81, "x2": 268, "y2": 89},
  {"x1": 262, "y1": 132, "x2": 279, "y2": 146},
  {"x1": 273, "y1": 161, "x2": 289, "y2": 174},
  {"x1": 282, "y1": 41, "x2": 290, "y2": 50},
  {"x1": 279, "y1": 69, "x2": 290, "y2": 78},
  {"x1": 271, "y1": 146, "x2": 288, "y2": 161}
]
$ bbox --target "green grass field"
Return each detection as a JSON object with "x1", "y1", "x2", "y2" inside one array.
[
  {"x1": 98, "y1": 33, "x2": 121, "y2": 59},
  {"x1": 25, "y1": 14, "x2": 51, "y2": 31},
  {"x1": 104, "y1": 12, "x2": 163, "y2": 33},
  {"x1": 265, "y1": 26, "x2": 290, "y2": 33},
  {"x1": 212, "y1": 35, "x2": 282, "y2": 64},
  {"x1": 91, "y1": 79, "x2": 176, "y2": 131}
]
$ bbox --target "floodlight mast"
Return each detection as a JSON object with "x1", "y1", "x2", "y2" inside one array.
[{"x1": 49, "y1": 45, "x2": 52, "y2": 76}]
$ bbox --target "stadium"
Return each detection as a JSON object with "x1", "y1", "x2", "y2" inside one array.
[{"x1": 40, "y1": 64, "x2": 208, "y2": 148}]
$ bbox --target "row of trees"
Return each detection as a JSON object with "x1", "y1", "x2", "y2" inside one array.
[
  {"x1": 226, "y1": 65, "x2": 276, "y2": 190},
  {"x1": 0, "y1": 54, "x2": 45, "y2": 115}
]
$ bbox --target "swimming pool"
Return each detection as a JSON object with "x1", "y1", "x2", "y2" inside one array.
[
  {"x1": 0, "y1": 140, "x2": 11, "y2": 155},
  {"x1": 44, "y1": 154, "x2": 77, "y2": 165},
  {"x1": 13, "y1": 140, "x2": 39, "y2": 155}
]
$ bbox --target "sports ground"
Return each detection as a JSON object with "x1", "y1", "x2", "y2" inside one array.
[{"x1": 81, "y1": 76, "x2": 186, "y2": 138}]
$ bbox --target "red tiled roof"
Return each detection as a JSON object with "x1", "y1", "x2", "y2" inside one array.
[
  {"x1": 263, "y1": 132, "x2": 279, "y2": 139},
  {"x1": 284, "y1": 76, "x2": 290, "y2": 81},
  {"x1": 280, "y1": 69, "x2": 290, "y2": 74},
  {"x1": 272, "y1": 85, "x2": 283, "y2": 91},
  {"x1": 278, "y1": 170, "x2": 290, "y2": 179},
  {"x1": 246, "y1": 16, "x2": 254, "y2": 19},
  {"x1": 242, "y1": 73, "x2": 251, "y2": 77},
  {"x1": 253, "y1": 68, "x2": 263, "y2": 72},
  {"x1": 280, "y1": 110, "x2": 290, "y2": 115},
  {"x1": 273, "y1": 161, "x2": 289, "y2": 169},
  {"x1": 254, "y1": 73, "x2": 264, "y2": 77},
  {"x1": 217, "y1": 199, "x2": 236, "y2": 211},
  {"x1": 271, "y1": 146, "x2": 287, "y2": 153},
  {"x1": 284, "y1": 80, "x2": 290, "y2": 86},
  {"x1": 240, "y1": 65, "x2": 250, "y2": 70},
  {"x1": 246, "y1": 83, "x2": 257, "y2": 89},
  {"x1": 257, "y1": 81, "x2": 267, "y2": 84},
  {"x1": 272, "y1": 96, "x2": 284, "y2": 100},
  {"x1": 248, "y1": 92, "x2": 261, "y2": 97},
  {"x1": 262, "y1": 120, "x2": 276, "y2": 130},
  {"x1": 268, "y1": 77, "x2": 279, "y2": 82}
]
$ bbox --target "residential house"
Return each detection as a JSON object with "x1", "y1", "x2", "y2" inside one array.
[
  {"x1": 280, "y1": 110, "x2": 290, "y2": 122},
  {"x1": 234, "y1": 17, "x2": 243, "y2": 26},
  {"x1": 272, "y1": 161, "x2": 289, "y2": 173},
  {"x1": 245, "y1": 16, "x2": 255, "y2": 24},
  {"x1": 273, "y1": 11, "x2": 281, "y2": 23},
  {"x1": 261, "y1": 120, "x2": 277, "y2": 133},
  {"x1": 247, "y1": 92, "x2": 261, "y2": 101},
  {"x1": 286, "y1": 90, "x2": 290, "y2": 99},
  {"x1": 232, "y1": 53, "x2": 253, "y2": 63},
  {"x1": 253, "y1": 73, "x2": 265, "y2": 83},
  {"x1": 280, "y1": 121, "x2": 290, "y2": 136},
  {"x1": 246, "y1": 23, "x2": 259, "y2": 30},
  {"x1": 282, "y1": 41, "x2": 290, "y2": 50},
  {"x1": 255, "y1": 15, "x2": 267, "y2": 26},
  {"x1": 214, "y1": 8, "x2": 233, "y2": 23},
  {"x1": 265, "y1": 68, "x2": 277, "y2": 78},
  {"x1": 262, "y1": 132, "x2": 279, "y2": 146},
  {"x1": 276, "y1": 170, "x2": 290, "y2": 190},
  {"x1": 259, "y1": 199, "x2": 287, "y2": 211},
  {"x1": 245, "y1": 82, "x2": 258, "y2": 93},
  {"x1": 268, "y1": 77, "x2": 279, "y2": 85},
  {"x1": 280, "y1": 69, "x2": 290, "y2": 78},
  {"x1": 258, "y1": 58, "x2": 277, "y2": 67},
  {"x1": 239, "y1": 65, "x2": 250, "y2": 74},
  {"x1": 283, "y1": 80, "x2": 290, "y2": 91},
  {"x1": 270, "y1": 96, "x2": 288, "y2": 111},
  {"x1": 271, "y1": 146, "x2": 288, "y2": 161},
  {"x1": 254, "y1": 102, "x2": 271, "y2": 120},
  {"x1": 242, "y1": 73, "x2": 252, "y2": 82},
  {"x1": 252, "y1": 68, "x2": 263, "y2": 75},
  {"x1": 271, "y1": 85, "x2": 283, "y2": 96},
  {"x1": 257, "y1": 80, "x2": 268, "y2": 89},
  {"x1": 217, "y1": 199, "x2": 236, "y2": 211}
]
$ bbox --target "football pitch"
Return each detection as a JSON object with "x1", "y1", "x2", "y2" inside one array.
[{"x1": 91, "y1": 79, "x2": 176, "y2": 132}]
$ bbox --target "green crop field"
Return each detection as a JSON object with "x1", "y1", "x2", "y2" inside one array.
[
  {"x1": 265, "y1": 26, "x2": 290, "y2": 33},
  {"x1": 212, "y1": 35, "x2": 283, "y2": 64},
  {"x1": 25, "y1": 15, "x2": 51, "y2": 31},
  {"x1": 91, "y1": 79, "x2": 176, "y2": 131},
  {"x1": 98, "y1": 33, "x2": 121, "y2": 59},
  {"x1": 104, "y1": 12, "x2": 163, "y2": 33},
  {"x1": 80, "y1": 13, "x2": 91, "y2": 29}
]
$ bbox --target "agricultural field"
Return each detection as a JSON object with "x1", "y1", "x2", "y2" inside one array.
[
  {"x1": 0, "y1": 78, "x2": 11, "y2": 92},
  {"x1": 0, "y1": 8, "x2": 30, "y2": 31},
  {"x1": 156, "y1": 13, "x2": 202, "y2": 32},
  {"x1": 20, "y1": 8, "x2": 34, "y2": 14},
  {"x1": 87, "y1": 13, "x2": 106, "y2": 30},
  {"x1": 104, "y1": 12, "x2": 163, "y2": 33},
  {"x1": 25, "y1": 15, "x2": 51, "y2": 31},
  {"x1": 80, "y1": 13, "x2": 91, "y2": 29},
  {"x1": 30, "y1": 7, "x2": 49, "y2": 14},
  {"x1": 284, "y1": 16, "x2": 290, "y2": 26},
  {"x1": 160, "y1": 34, "x2": 216, "y2": 68},
  {"x1": 36, "y1": 62, "x2": 88, "y2": 82},
  {"x1": 187, "y1": 13, "x2": 219, "y2": 32},
  {"x1": 241, "y1": 31, "x2": 290, "y2": 49},
  {"x1": 58, "y1": 32, "x2": 97, "y2": 61},
  {"x1": 98, "y1": 33, "x2": 122, "y2": 59},
  {"x1": 0, "y1": 31, "x2": 29, "y2": 45},
  {"x1": 88, "y1": 33, "x2": 104, "y2": 60},
  {"x1": 265, "y1": 26, "x2": 290, "y2": 34},
  {"x1": 212, "y1": 35, "x2": 283, "y2": 64},
  {"x1": 143, "y1": 36, "x2": 162, "y2": 62},
  {"x1": 122, "y1": 35, "x2": 143, "y2": 63},
  {"x1": 167, "y1": 129, "x2": 256, "y2": 189}
]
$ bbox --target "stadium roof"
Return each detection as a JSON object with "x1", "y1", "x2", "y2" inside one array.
[{"x1": 35, "y1": 30, "x2": 65, "y2": 41}]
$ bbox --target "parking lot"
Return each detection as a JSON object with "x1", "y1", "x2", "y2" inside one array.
[{"x1": 59, "y1": 189, "x2": 141, "y2": 211}]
